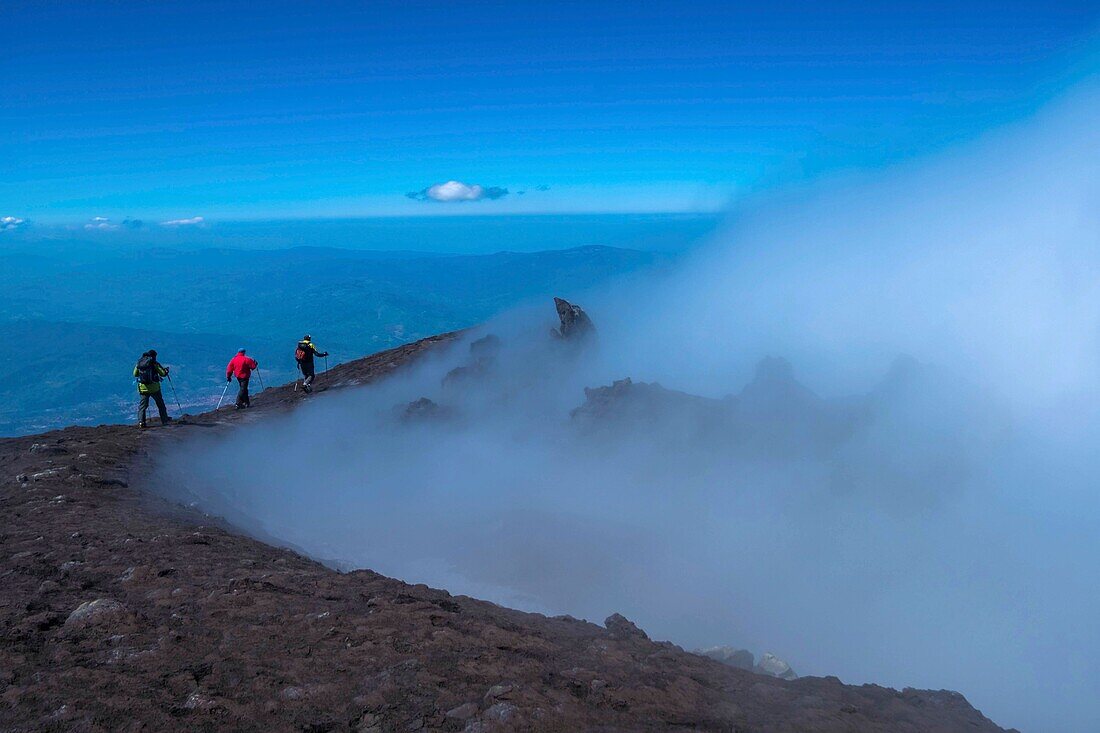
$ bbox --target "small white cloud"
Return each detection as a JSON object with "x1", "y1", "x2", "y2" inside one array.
[
  {"x1": 84, "y1": 216, "x2": 119, "y2": 231},
  {"x1": 429, "y1": 181, "x2": 484, "y2": 202},
  {"x1": 160, "y1": 216, "x2": 205, "y2": 227},
  {"x1": 0, "y1": 216, "x2": 27, "y2": 231},
  {"x1": 406, "y1": 181, "x2": 509, "y2": 203}
]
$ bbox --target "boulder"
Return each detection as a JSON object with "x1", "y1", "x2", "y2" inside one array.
[
  {"x1": 445, "y1": 702, "x2": 479, "y2": 720},
  {"x1": 484, "y1": 702, "x2": 517, "y2": 724},
  {"x1": 65, "y1": 598, "x2": 128, "y2": 628},
  {"x1": 399, "y1": 397, "x2": 451, "y2": 422}
]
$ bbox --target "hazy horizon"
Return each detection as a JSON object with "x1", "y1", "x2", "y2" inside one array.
[{"x1": 0, "y1": 212, "x2": 722, "y2": 255}]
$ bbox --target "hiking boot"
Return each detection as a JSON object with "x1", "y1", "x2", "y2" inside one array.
[
  {"x1": 138, "y1": 422, "x2": 147, "y2": 429},
  {"x1": 161, "y1": 417, "x2": 173, "y2": 425}
]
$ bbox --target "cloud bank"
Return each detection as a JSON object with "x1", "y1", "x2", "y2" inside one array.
[
  {"x1": 84, "y1": 216, "x2": 118, "y2": 231},
  {"x1": 152, "y1": 81, "x2": 1099, "y2": 733},
  {"x1": 160, "y1": 216, "x2": 205, "y2": 226},
  {"x1": 407, "y1": 180, "x2": 509, "y2": 202},
  {"x1": 0, "y1": 216, "x2": 26, "y2": 231}
]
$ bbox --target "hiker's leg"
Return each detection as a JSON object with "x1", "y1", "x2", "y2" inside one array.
[
  {"x1": 302, "y1": 368, "x2": 314, "y2": 392},
  {"x1": 153, "y1": 391, "x2": 170, "y2": 423},
  {"x1": 138, "y1": 394, "x2": 150, "y2": 426},
  {"x1": 237, "y1": 377, "x2": 250, "y2": 407}
]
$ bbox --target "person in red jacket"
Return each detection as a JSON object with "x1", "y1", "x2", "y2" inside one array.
[{"x1": 225, "y1": 348, "x2": 259, "y2": 409}]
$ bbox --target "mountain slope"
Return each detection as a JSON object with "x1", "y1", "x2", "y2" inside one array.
[{"x1": 0, "y1": 334, "x2": 1015, "y2": 732}]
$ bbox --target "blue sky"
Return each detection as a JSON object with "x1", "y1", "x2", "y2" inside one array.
[{"x1": 1, "y1": 0, "x2": 1096, "y2": 225}]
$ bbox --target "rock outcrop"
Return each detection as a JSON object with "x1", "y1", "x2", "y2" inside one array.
[
  {"x1": 399, "y1": 397, "x2": 452, "y2": 422},
  {"x1": 550, "y1": 297, "x2": 596, "y2": 342},
  {"x1": 442, "y1": 333, "x2": 501, "y2": 390},
  {"x1": 604, "y1": 612, "x2": 649, "y2": 641}
]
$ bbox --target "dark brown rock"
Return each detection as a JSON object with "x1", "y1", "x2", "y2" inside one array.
[{"x1": 550, "y1": 297, "x2": 596, "y2": 342}]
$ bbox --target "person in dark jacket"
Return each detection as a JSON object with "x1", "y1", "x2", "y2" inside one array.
[
  {"x1": 295, "y1": 334, "x2": 328, "y2": 394},
  {"x1": 133, "y1": 349, "x2": 172, "y2": 428},
  {"x1": 225, "y1": 348, "x2": 259, "y2": 409}
]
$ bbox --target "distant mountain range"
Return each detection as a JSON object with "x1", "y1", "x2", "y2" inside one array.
[{"x1": 0, "y1": 245, "x2": 663, "y2": 435}]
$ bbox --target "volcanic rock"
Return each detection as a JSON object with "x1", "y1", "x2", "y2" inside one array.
[
  {"x1": 399, "y1": 397, "x2": 451, "y2": 422},
  {"x1": 445, "y1": 702, "x2": 479, "y2": 720},
  {"x1": 550, "y1": 297, "x2": 595, "y2": 342},
  {"x1": 468, "y1": 333, "x2": 501, "y2": 359},
  {"x1": 442, "y1": 334, "x2": 501, "y2": 389},
  {"x1": 64, "y1": 598, "x2": 128, "y2": 628}
]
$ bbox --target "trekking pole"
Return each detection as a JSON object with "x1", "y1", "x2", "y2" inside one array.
[
  {"x1": 166, "y1": 374, "x2": 183, "y2": 414},
  {"x1": 255, "y1": 368, "x2": 266, "y2": 391},
  {"x1": 216, "y1": 380, "x2": 231, "y2": 409}
]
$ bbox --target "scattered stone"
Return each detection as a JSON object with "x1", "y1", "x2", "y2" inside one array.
[
  {"x1": 280, "y1": 686, "x2": 305, "y2": 701},
  {"x1": 484, "y1": 702, "x2": 518, "y2": 724},
  {"x1": 30, "y1": 443, "x2": 67, "y2": 455},
  {"x1": 65, "y1": 598, "x2": 127, "y2": 628},
  {"x1": 36, "y1": 580, "x2": 60, "y2": 596},
  {"x1": 446, "y1": 702, "x2": 479, "y2": 720},
  {"x1": 183, "y1": 692, "x2": 217, "y2": 710},
  {"x1": 484, "y1": 683, "x2": 514, "y2": 701}
]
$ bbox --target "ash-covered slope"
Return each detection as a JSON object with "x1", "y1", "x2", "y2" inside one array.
[{"x1": 1, "y1": 334, "x2": 1014, "y2": 732}]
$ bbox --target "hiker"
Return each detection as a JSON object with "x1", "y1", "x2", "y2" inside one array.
[
  {"x1": 225, "y1": 348, "x2": 259, "y2": 409},
  {"x1": 295, "y1": 334, "x2": 328, "y2": 394},
  {"x1": 133, "y1": 350, "x2": 172, "y2": 428}
]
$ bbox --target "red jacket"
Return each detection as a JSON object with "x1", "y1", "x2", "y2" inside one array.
[{"x1": 226, "y1": 353, "x2": 258, "y2": 379}]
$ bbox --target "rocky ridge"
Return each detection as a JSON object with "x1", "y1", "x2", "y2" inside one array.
[{"x1": 1, "y1": 330, "x2": 1016, "y2": 732}]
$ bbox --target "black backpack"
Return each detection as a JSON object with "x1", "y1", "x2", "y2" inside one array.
[{"x1": 135, "y1": 354, "x2": 157, "y2": 384}]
